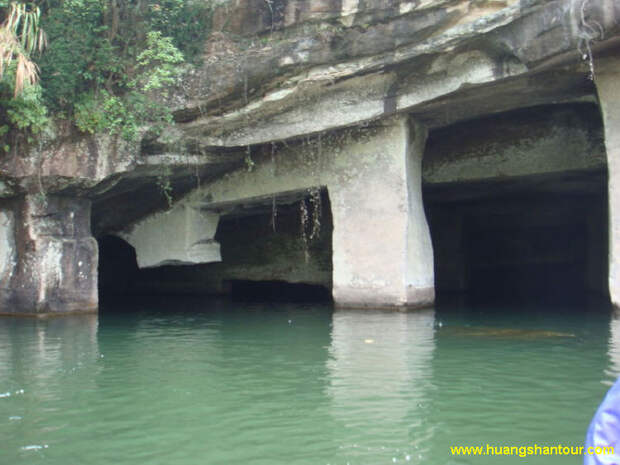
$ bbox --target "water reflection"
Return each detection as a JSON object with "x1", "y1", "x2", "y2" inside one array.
[
  {"x1": 607, "y1": 309, "x2": 620, "y2": 381},
  {"x1": 0, "y1": 299, "x2": 616, "y2": 465},
  {"x1": 0, "y1": 315, "x2": 99, "y2": 392},
  {"x1": 327, "y1": 309, "x2": 436, "y2": 463},
  {"x1": 96, "y1": 300, "x2": 335, "y2": 465},
  {"x1": 0, "y1": 315, "x2": 100, "y2": 461}
]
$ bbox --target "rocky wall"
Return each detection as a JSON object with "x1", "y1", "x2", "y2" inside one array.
[
  {"x1": 423, "y1": 103, "x2": 606, "y2": 185},
  {"x1": 188, "y1": 115, "x2": 434, "y2": 308},
  {"x1": 0, "y1": 196, "x2": 97, "y2": 314}
]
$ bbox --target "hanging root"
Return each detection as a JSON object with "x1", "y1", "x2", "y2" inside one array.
[
  {"x1": 156, "y1": 167, "x2": 174, "y2": 209},
  {"x1": 271, "y1": 195, "x2": 277, "y2": 232},
  {"x1": 574, "y1": 0, "x2": 604, "y2": 80},
  {"x1": 245, "y1": 145, "x2": 255, "y2": 171},
  {"x1": 300, "y1": 198, "x2": 310, "y2": 263},
  {"x1": 308, "y1": 187, "x2": 321, "y2": 241}
]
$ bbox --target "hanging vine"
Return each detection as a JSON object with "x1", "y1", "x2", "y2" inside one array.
[
  {"x1": 299, "y1": 196, "x2": 310, "y2": 263},
  {"x1": 270, "y1": 142, "x2": 277, "y2": 231},
  {"x1": 299, "y1": 187, "x2": 322, "y2": 263},
  {"x1": 308, "y1": 187, "x2": 321, "y2": 241},
  {"x1": 271, "y1": 194, "x2": 277, "y2": 232},
  {"x1": 574, "y1": 0, "x2": 604, "y2": 80},
  {"x1": 156, "y1": 166, "x2": 174, "y2": 208},
  {"x1": 245, "y1": 144, "x2": 255, "y2": 171}
]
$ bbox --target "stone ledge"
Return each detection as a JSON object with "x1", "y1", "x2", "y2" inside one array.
[{"x1": 0, "y1": 308, "x2": 98, "y2": 318}]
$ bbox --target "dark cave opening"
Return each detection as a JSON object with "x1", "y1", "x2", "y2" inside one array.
[
  {"x1": 96, "y1": 188, "x2": 334, "y2": 304},
  {"x1": 422, "y1": 103, "x2": 610, "y2": 307},
  {"x1": 464, "y1": 213, "x2": 590, "y2": 303},
  {"x1": 97, "y1": 235, "x2": 139, "y2": 300},
  {"x1": 228, "y1": 280, "x2": 332, "y2": 302},
  {"x1": 424, "y1": 181, "x2": 609, "y2": 306},
  {"x1": 205, "y1": 187, "x2": 334, "y2": 303}
]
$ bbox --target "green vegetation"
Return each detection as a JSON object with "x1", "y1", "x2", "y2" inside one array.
[{"x1": 0, "y1": 0, "x2": 213, "y2": 151}]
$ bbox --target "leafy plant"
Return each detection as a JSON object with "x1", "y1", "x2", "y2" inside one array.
[
  {"x1": 0, "y1": 0, "x2": 213, "y2": 154},
  {"x1": 74, "y1": 90, "x2": 137, "y2": 140},
  {"x1": 0, "y1": 74, "x2": 48, "y2": 151},
  {"x1": 38, "y1": 0, "x2": 112, "y2": 108},
  {"x1": 147, "y1": 0, "x2": 212, "y2": 62},
  {"x1": 0, "y1": 1, "x2": 46, "y2": 96},
  {"x1": 6, "y1": 83, "x2": 47, "y2": 135},
  {"x1": 131, "y1": 30, "x2": 184, "y2": 94}
]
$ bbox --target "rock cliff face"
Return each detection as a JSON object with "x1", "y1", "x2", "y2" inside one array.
[
  {"x1": 4, "y1": 0, "x2": 618, "y2": 198},
  {"x1": 1, "y1": 0, "x2": 620, "y2": 313}
]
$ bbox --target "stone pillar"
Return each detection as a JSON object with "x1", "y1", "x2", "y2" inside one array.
[
  {"x1": 596, "y1": 56, "x2": 620, "y2": 309},
  {"x1": 0, "y1": 195, "x2": 98, "y2": 315},
  {"x1": 330, "y1": 116, "x2": 435, "y2": 309}
]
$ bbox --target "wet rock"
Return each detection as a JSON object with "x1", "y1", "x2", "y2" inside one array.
[
  {"x1": 1, "y1": 0, "x2": 620, "y2": 312},
  {"x1": 0, "y1": 196, "x2": 97, "y2": 314}
]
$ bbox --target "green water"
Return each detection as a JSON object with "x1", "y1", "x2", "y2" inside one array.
[{"x1": 0, "y1": 298, "x2": 617, "y2": 464}]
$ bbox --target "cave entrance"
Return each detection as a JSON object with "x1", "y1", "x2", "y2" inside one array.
[
  {"x1": 213, "y1": 187, "x2": 334, "y2": 303},
  {"x1": 97, "y1": 235, "x2": 139, "y2": 301},
  {"x1": 97, "y1": 188, "x2": 334, "y2": 304},
  {"x1": 425, "y1": 184, "x2": 608, "y2": 305},
  {"x1": 228, "y1": 280, "x2": 332, "y2": 302},
  {"x1": 422, "y1": 104, "x2": 610, "y2": 306}
]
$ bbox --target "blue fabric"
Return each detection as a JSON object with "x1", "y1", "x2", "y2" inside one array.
[{"x1": 585, "y1": 378, "x2": 620, "y2": 465}]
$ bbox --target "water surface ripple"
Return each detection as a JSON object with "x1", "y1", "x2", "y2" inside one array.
[{"x1": 0, "y1": 298, "x2": 616, "y2": 464}]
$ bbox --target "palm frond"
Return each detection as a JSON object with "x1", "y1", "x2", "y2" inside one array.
[
  {"x1": 14, "y1": 52, "x2": 38, "y2": 96},
  {"x1": 0, "y1": 2, "x2": 46, "y2": 96}
]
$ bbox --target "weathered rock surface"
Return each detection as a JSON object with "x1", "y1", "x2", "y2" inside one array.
[
  {"x1": 173, "y1": 0, "x2": 619, "y2": 146},
  {"x1": 596, "y1": 55, "x2": 620, "y2": 310},
  {"x1": 179, "y1": 115, "x2": 435, "y2": 308},
  {"x1": 423, "y1": 103, "x2": 606, "y2": 185},
  {"x1": 0, "y1": 196, "x2": 97, "y2": 314},
  {"x1": 2, "y1": 0, "x2": 617, "y2": 215},
  {"x1": 1, "y1": 0, "x2": 620, "y2": 312},
  {"x1": 121, "y1": 204, "x2": 221, "y2": 268}
]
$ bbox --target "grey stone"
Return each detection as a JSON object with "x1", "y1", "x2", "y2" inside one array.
[
  {"x1": 1, "y1": 0, "x2": 620, "y2": 313},
  {"x1": 187, "y1": 115, "x2": 435, "y2": 308},
  {"x1": 0, "y1": 196, "x2": 97, "y2": 315},
  {"x1": 121, "y1": 205, "x2": 221, "y2": 268},
  {"x1": 595, "y1": 55, "x2": 620, "y2": 310}
]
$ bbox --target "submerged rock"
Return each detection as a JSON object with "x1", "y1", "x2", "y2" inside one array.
[{"x1": 444, "y1": 326, "x2": 576, "y2": 339}]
